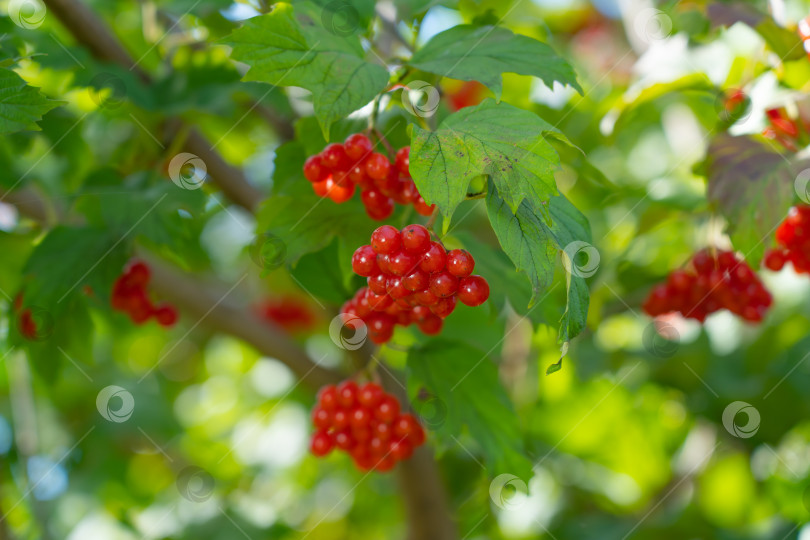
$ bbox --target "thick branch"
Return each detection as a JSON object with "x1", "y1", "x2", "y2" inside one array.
[
  {"x1": 43, "y1": 0, "x2": 263, "y2": 212},
  {"x1": 138, "y1": 251, "x2": 340, "y2": 390}
]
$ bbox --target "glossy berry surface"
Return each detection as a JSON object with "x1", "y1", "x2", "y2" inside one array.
[
  {"x1": 642, "y1": 249, "x2": 771, "y2": 323},
  {"x1": 340, "y1": 228, "x2": 489, "y2": 343},
  {"x1": 302, "y1": 138, "x2": 435, "y2": 219},
  {"x1": 309, "y1": 381, "x2": 426, "y2": 472}
]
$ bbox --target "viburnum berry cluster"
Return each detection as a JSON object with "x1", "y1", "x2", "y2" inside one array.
[
  {"x1": 643, "y1": 249, "x2": 772, "y2": 323},
  {"x1": 341, "y1": 225, "x2": 490, "y2": 344},
  {"x1": 111, "y1": 262, "x2": 178, "y2": 327},
  {"x1": 764, "y1": 205, "x2": 810, "y2": 273},
  {"x1": 310, "y1": 381, "x2": 425, "y2": 472},
  {"x1": 303, "y1": 134, "x2": 434, "y2": 220}
]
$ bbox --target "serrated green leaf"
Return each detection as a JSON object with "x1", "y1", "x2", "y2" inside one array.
[
  {"x1": 407, "y1": 339, "x2": 533, "y2": 480},
  {"x1": 705, "y1": 134, "x2": 803, "y2": 266},
  {"x1": 408, "y1": 25, "x2": 581, "y2": 98},
  {"x1": 226, "y1": 2, "x2": 389, "y2": 138},
  {"x1": 410, "y1": 99, "x2": 564, "y2": 227},
  {"x1": 0, "y1": 67, "x2": 61, "y2": 134},
  {"x1": 256, "y1": 193, "x2": 370, "y2": 266}
]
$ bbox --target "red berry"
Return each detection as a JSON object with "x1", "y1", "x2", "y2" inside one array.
[
  {"x1": 367, "y1": 313, "x2": 395, "y2": 344},
  {"x1": 446, "y1": 249, "x2": 475, "y2": 277},
  {"x1": 458, "y1": 276, "x2": 489, "y2": 306},
  {"x1": 368, "y1": 273, "x2": 388, "y2": 295},
  {"x1": 395, "y1": 146, "x2": 410, "y2": 175},
  {"x1": 402, "y1": 269, "x2": 430, "y2": 292},
  {"x1": 764, "y1": 249, "x2": 786, "y2": 271},
  {"x1": 414, "y1": 196, "x2": 434, "y2": 216},
  {"x1": 386, "y1": 277, "x2": 411, "y2": 300},
  {"x1": 352, "y1": 245, "x2": 379, "y2": 277},
  {"x1": 334, "y1": 430, "x2": 355, "y2": 451},
  {"x1": 388, "y1": 251, "x2": 420, "y2": 276},
  {"x1": 310, "y1": 431, "x2": 334, "y2": 457},
  {"x1": 393, "y1": 414, "x2": 420, "y2": 438},
  {"x1": 414, "y1": 288, "x2": 440, "y2": 306},
  {"x1": 418, "y1": 313, "x2": 443, "y2": 335},
  {"x1": 365, "y1": 152, "x2": 391, "y2": 181},
  {"x1": 312, "y1": 179, "x2": 329, "y2": 197},
  {"x1": 303, "y1": 155, "x2": 327, "y2": 183},
  {"x1": 692, "y1": 250, "x2": 714, "y2": 275},
  {"x1": 325, "y1": 177, "x2": 355, "y2": 203},
  {"x1": 358, "y1": 383, "x2": 383, "y2": 407},
  {"x1": 430, "y1": 296, "x2": 457, "y2": 318},
  {"x1": 400, "y1": 180, "x2": 419, "y2": 204},
  {"x1": 344, "y1": 133, "x2": 373, "y2": 161},
  {"x1": 350, "y1": 406, "x2": 372, "y2": 429},
  {"x1": 322, "y1": 143, "x2": 350, "y2": 170},
  {"x1": 375, "y1": 396, "x2": 400, "y2": 424},
  {"x1": 401, "y1": 224, "x2": 431, "y2": 255},
  {"x1": 371, "y1": 225, "x2": 402, "y2": 255},
  {"x1": 333, "y1": 409, "x2": 350, "y2": 429},
  {"x1": 420, "y1": 243, "x2": 447, "y2": 274},
  {"x1": 127, "y1": 262, "x2": 150, "y2": 286},
  {"x1": 312, "y1": 407, "x2": 331, "y2": 430},
  {"x1": 337, "y1": 381, "x2": 359, "y2": 408},
  {"x1": 389, "y1": 438, "x2": 413, "y2": 461},
  {"x1": 366, "y1": 290, "x2": 393, "y2": 311},
  {"x1": 429, "y1": 271, "x2": 459, "y2": 298},
  {"x1": 318, "y1": 385, "x2": 339, "y2": 410}
]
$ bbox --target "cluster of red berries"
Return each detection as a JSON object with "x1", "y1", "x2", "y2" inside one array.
[
  {"x1": 764, "y1": 205, "x2": 810, "y2": 273},
  {"x1": 255, "y1": 295, "x2": 317, "y2": 333},
  {"x1": 340, "y1": 225, "x2": 490, "y2": 344},
  {"x1": 111, "y1": 262, "x2": 178, "y2": 326},
  {"x1": 762, "y1": 107, "x2": 808, "y2": 152},
  {"x1": 310, "y1": 381, "x2": 426, "y2": 472},
  {"x1": 303, "y1": 134, "x2": 434, "y2": 220},
  {"x1": 643, "y1": 249, "x2": 772, "y2": 323}
]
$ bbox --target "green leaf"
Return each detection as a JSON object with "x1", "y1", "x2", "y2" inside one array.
[
  {"x1": 486, "y1": 186, "x2": 592, "y2": 369},
  {"x1": 0, "y1": 67, "x2": 61, "y2": 134},
  {"x1": 407, "y1": 339, "x2": 533, "y2": 480},
  {"x1": 255, "y1": 192, "x2": 370, "y2": 267},
  {"x1": 226, "y1": 2, "x2": 389, "y2": 138},
  {"x1": 410, "y1": 99, "x2": 564, "y2": 228},
  {"x1": 705, "y1": 134, "x2": 803, "y2": 266},
  {"x1": 408, "y1": 25, "x2": 581, "y2": 98}
]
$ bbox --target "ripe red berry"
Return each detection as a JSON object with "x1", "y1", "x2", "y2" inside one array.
[
  {"x1": 325, "y1": 177, "x2": 355, "y2": 203},
  {"x1": 414, "y1": 288, "x2": 440, "y2": 306},
  {"x1": 303, "y1": 155, "x2": 327, "y2": 183},
  {"x1": 312, "y1": 179, "x2": 329, "y2": 197},
  {"x1": 350, "y1": 406, "x2": 372, "y2": 429},
  {"x1": 402, "y1": 269, "x2": 429, "y2": 292},
  {"x1": 430, "y1": 296, "x2": 457, "y2": 318},
  {"x1": 389, "y1": 438, "x2": 413, "y2": 461},
  {"x1": 388, "y1": 251, "x2": 420, "y2": 276},
  {"x1": 401, "y1": 224, "x2": 431, "y2": 255},
  {"x1": 375, "y1": 396, "x2": 400, "y2": 424},
  {"x1": 429, "y1": 271, "x2": 459, "y2": 298},
  {"x1": 128, "y1": 262, "x2": 150, "y2": 286},
  {"x1": 371, "y1": 225, "x2": 402, "y2": 255},
  {"x1": 318, "y1": 385, "x2": 339, "y2": 410},
  {"x1": 395, "y1": 146, "x2": 409, "y2": 175},
  {"x1": 764, "y1": 249, "x2": 786, "y2": 271},
  {"x1": 337, "y1": 381, "x2": 358, "y2": 408},
  {"x1": 458, "y1": 276, "x2": 489, "y2": 306},
  {"x1": 420, "y1": 242, "x2": 447, "y2": 273},
  {"x1": 446, "y1": 249, "x2": 475, "y2": 277},
  {"x1": 368, "y1": 273, "x2": 388, "y2": 295},
  {"x1": 358, "y1": 383, "x2": 383, "y2": 407},
  {"x1": 312, "y1": 407, "x2": 331, "y2": 430},
  {"x1": 310, "y1": 430, "x2": 334, "y2": 457},
  {"x1": 344, "y1": 133, "x2": 372, "y2": 160},
  {"x1": 414, "y1": 196, "x2": 434, "y2": 216},
  {"x1": 418, "y1": 313, "x2": 443, "y2": 335},
  {"x1": 365, "y1": 152, "x2": 391, "y2": 181},
  {"x1": 154, "y1": 305, "x2": 178, "y2": 326},
  {"x1": 322, "y1": 143, "x2": 350, "y2": 170},
  {"x1": 352, "y1": 245, "x2": 379, "y2": 277}
]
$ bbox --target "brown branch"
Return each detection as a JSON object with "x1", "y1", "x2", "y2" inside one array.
[
  {"x1": 140, "y1": 251, "x2": 340, "y2": 390},
  {"x1": 43, "y1": 0, "x2": 263, "y2": 213}
]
